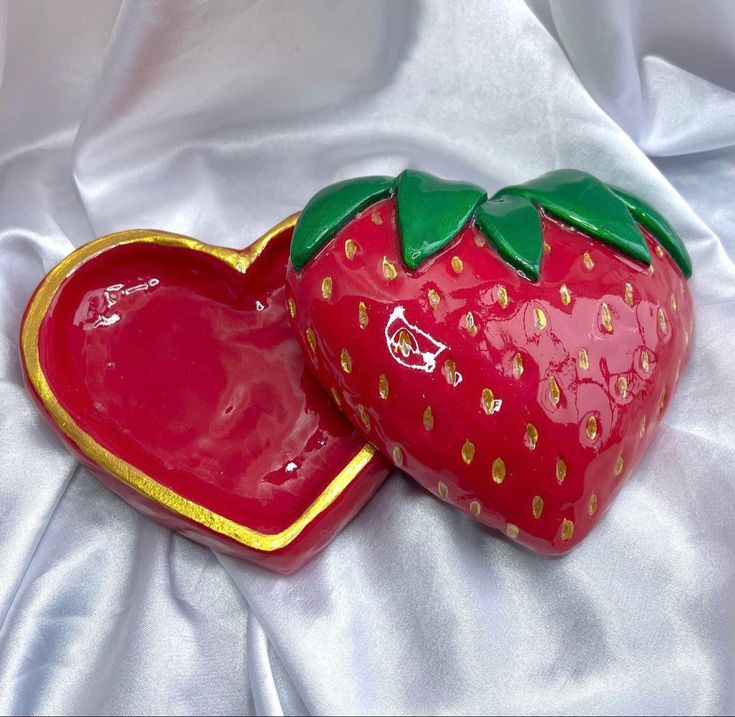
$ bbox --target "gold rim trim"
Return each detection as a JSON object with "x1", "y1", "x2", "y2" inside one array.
[{"x1": 21, "y1": 214, "x2": 378, "y2": 553}]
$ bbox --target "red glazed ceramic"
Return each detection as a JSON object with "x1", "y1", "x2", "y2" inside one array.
[
  {"x1": 20, "y1": 218, "x2": 390, "y2": 573},
  {"x1": 286, "y1": 169, "x2": 693, "y2": 554}
]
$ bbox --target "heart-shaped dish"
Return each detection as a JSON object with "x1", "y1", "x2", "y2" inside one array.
[{"x1": 20, "y1": 218, "x2": 389, "y2": 572}]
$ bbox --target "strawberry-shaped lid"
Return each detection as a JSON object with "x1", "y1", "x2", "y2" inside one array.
[{"x1": 286, "y1": 168, "x2": 693, "y2": 554}]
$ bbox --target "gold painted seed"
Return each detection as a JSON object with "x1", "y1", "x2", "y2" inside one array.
[
  {"x1": 423, "y1": 406, "x2": 434, "y2": 431},
  {"x1": 492, "y1": 457, "x2": 506, "y2": 484},
  {"x1": 579, "y1": 348, "x2": 590, "y2": 370},
  {"x1": 382, "y1": 257, "x2": 397, "y2": 281},
  {"x1": 306, "y1": 328, "x2": 316, "y2": 353},
  {"x1": 535, "y1": 307, "x2": 547, "y2": 330},
  {"x1": 624, "y1": 282, "x2": 634, "y2": 306},
  {"x1": 357, "y1": 404, "x2": 370, "y2": 430},
  {"x1": 321, "y1": 276, "x2": 333, "y2": 299},
  {"x1": 340, "y1": 348, "x2": 352, "y2": 373},
  {"x1": 560, "y1": 284, "x2": 571, "y2": 306},
  {"x1": 481, "y1": 388, "x2": 495, "y2": 415},
  {"x1": 428, "y1": 288, "x2": 441, "y2": 309},
  {"x1": 344, "y1": 239, "x2": 357, "y2": 260},
  {"x1": 588, "y1": 494, "x2": 598, "y2": 516},
  {"x1": 600, "y1": 302, "x2": 613, "y2": 333},
  {"x1": 512, "y1": 352, "x2": 524, "y2": 379},
  {"x1": 549, "y1": 376, "x2": 561, "y2": 406},
  {"x1": 378, "y1": 373, "x2": 389, "y2": 400},
  {"x1": 556, "y1": 458, "x2": 567, "y2": 484},
  {"x1": 358, "y1": 301, "x2": 369, "y2": 329},
  {"x1": 461, "y1": 439, "x2": 476, "y2": 465},
  {"x1": 561, "y1": 518, "x2": 574, "y2": 541}
]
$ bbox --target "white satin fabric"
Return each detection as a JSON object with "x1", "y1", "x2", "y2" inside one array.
[{"x1": 1, "y1": 1, "x2": 733, "y2": 714}]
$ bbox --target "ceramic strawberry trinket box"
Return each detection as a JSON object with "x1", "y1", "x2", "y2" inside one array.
[{"x1": 21, "y1": 168, "x2": 693, "y2": 570}]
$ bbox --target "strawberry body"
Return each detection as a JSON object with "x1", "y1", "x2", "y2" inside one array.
[{"x1": 286, "y1": 171, "x2": 693, "y2": 554}]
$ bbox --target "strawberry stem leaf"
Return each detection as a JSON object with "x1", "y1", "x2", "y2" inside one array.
[
  {"x1": 475, "y1": 195, "x2": 543, "y2": 281},
  {"x1": 396, "y1": 170, "x2": 486, "y2": 270},
  {"x1": 291, "y1": 176, "x2": 394, "y2": 271},
  {"x1": 610, "y1": 186, "x2": 692, "y2": 278},
  {"x1": 495, "y1": 169, "x2": 652, "y2": 268}
]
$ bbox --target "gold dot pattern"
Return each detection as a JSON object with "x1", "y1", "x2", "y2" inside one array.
[
  {"x1": 600, "y1": 302, "x2": 613, "y2": 332},
  {"x1": 464, "y1": 311, "x2": 478, "y2": 337},
  {"x1": 640, "y1": 350, "x2": 650, "y2": 374},
  {"x1": 561, "y1": 519, "x2": 574, "y2": 541},
  {"x1": 617, "y1": 376, "x2": 628, "y2": 399},
  {"x1": 579, "y1": 348, "x2": 589, "y2": 370},
  {"x1": 428, "y1": 288, "x2": 441, "y2": 309},
  {"x1": 423, "y1": 406, "x2": 434, "y2": 431},
  {"x1": 524, "y1": 423, "x2": 539, "y2": 450},
  {"x1": 438, "y1": 481, "x2": 448, "y2": 499},
  {"x1": 443, "y1": 359, "x2": 458, "y2": 386},
  {"x1": 481, "y1": 388, "x2": 495, "y2": 415},
  {"x1": 532, "y1": 495, "x2": 544, "y2": 519},
  {"x1": 382, "y1": 256, "x2": 397, "y2": 280},
  {"x1": 340, "y1": 348, "x2": 352, "y2": 373},
  {"x1": 583, "y1": 252, "x2": 595, "y2": 270},
  {"x1": 321, "y1": 277, "x2": 333, "y2": 299},
  {"x1": 371, "y1": 209, "x2": 383, "y2": 225},
  {"x1": 358, "y1": 301, "x2": 369, "y2": 329},
  {"x1": 549, "y1": 376, "x2": 561, "y2": 406},
  {"x1": 357, "y1": 404, "x2": 371, "y2": 430},
  {"x1": 506, "y1": 524, "x2": 519, "y2": 539},
  {"x1": 614, "y1": 455, "x2": 624, "y2": 476},
  {"x1": 392, "y1": 446, "x2": 404, "y2": 465},
  {"x1": 451, "y1": 256, "x2": 464, "y2": 274},
  {"x1": 512, "y1": 352, "x2": 524, "y2": 379},
  {"x1": 378, "y1": 373, "x2": 389, "y2": 400},
  {"x1": 498, "y1": 285, "x2": 509, "y2": 309},
  {"x1": 588, "y1": 494, "x2": 598, "y2": 516},
  {"x1": 344, "y1": 239, "x2": 357, "y2": 260},
  {"x1": 492, "y1": 457, "x2": 506, "y2": 484},
  {"x1": 658, "y1": 307, "x2": 668, "y2": 335},
  {"x1": 330, "y1": 387, "x2": 341, "y2": 407},
  {"x1": 461, "y1": 439, "x2": 476, "y2": 465},
  {"x1": 287, "y1": 297, "x2": 297, "y2": 318},
  {"x1": 534, "y1": 307, "x2": 547, "y2": 330},
  {"x1": 586, "y1": 415, "x2": 598, "y2": 440},
  {"x1": 556, "y1": 458, "x2": 567, "y2": 484},
  {"x1": 560, "y1": 284, "x2": 571, "y2": 306},
  {"x1": 470, "y1": 500, "x2": 481, "y2": 517},
  {"x1": 655, "y1": 245, "x2": 665, "y2": 259},
  {"x1": 306, "y1": 328, "x2": 316, "y2": 353},
  {"x1": 624, "y1": 282, "x2": 634, "y2": 306}
]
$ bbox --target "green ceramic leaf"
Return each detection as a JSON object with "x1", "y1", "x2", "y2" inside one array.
[
  {"x1": 495, "y1": 169, "x2": 652, "y2": 267},
  {"x1": 610, "y1": 186, "x2": 692, "y2": 278},
  {"x1": 396, "y1": 169, "x2": 486, "y2": 270},
  {"x1": 290, "y1": 176, "x2": 394, "y2": 270},
  {"x1": 475, "y1": 195, "x2": 543, "y2": 281}
]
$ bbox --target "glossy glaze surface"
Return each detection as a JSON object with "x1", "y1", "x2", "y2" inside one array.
[
  {"x1": 286, "y1": 197, "x2": 693, "y2": 553},
  {"x1": 22, "y1": 225, "x2": 389, "y2": 572}
]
